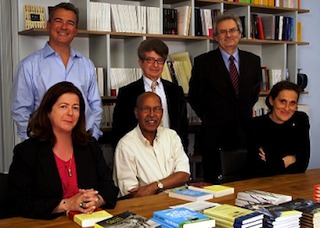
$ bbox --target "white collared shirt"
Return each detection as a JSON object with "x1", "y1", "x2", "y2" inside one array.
[{"x1": 143, "y1": 76, "x2": 170, "y2": 128}]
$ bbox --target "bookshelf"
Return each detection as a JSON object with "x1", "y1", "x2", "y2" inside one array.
[{"x1": 16, "y1": 0, "x2": 309, "y2": 151}]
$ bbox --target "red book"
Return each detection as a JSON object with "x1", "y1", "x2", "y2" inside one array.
[{"x1": 257, "y1": 16, "x2": 265, "y2": 40}]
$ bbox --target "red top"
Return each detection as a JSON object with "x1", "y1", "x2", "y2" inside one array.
[{"x1": 54, "y1": 153, "x2": 79, "y2": 198}]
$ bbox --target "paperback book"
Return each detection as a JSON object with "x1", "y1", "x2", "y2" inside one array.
[
  {"x1": 94, "y1": 211, "x2": 151, "y2": 228},
  {"x1": 67, "y1": 208, "x2": 113, "y2": 227},
  {"x1": 188, "y1": 183, "x2": 234, "y2": 198},
  {"x1": 168, "y1": 187, "x2": 213, "y2": 201},
  {"x1": 170, "y1": 201, "x2": 220, "y2": 212},
  {"x1": 203, "y1": 204, "x2": 263, "y2": 225},
  {"x1": 236, "y1": 190, "x2": 292, "y2": 205},
  {"x1": 153, "y1": 207, "x2": 215, "y2": 228}
]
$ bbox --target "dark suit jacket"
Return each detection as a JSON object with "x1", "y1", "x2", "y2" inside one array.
[
  {"x1": 112, "y1": 77, "x2": 188, "y2": 149},
  {"x1": 188, "y1": 48, "x2": 261, "y2": 148},
  {"x1": 7, "y1": 138, "x2": 119, "y2": 219}
]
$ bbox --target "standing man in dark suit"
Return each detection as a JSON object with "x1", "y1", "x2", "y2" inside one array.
[
  {"x1": 188, "y1": 14, "x2": 261, "y2": 184},
  {"x1": 112, "y1": 39, "x2": 188, "y2": 151}
]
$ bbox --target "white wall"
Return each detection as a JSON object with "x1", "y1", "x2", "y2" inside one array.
[{"x1": 299, "y1": 0, "x2": 320, "y2": 169}]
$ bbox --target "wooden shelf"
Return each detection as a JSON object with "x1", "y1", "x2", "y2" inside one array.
[{"x1": 18, "y1": 29, "x2": 309, "y2": 45}]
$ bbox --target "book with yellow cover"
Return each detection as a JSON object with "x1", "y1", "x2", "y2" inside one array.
[
  {"x1": 67, "y1": 209, "x2": 113, "y2": 227},
  {"x1": 203, "y1": 204, "x2": 263, "y2": 225},
  {"x1": 188, "y1": 182, "x2": 234, "y2": 198}
]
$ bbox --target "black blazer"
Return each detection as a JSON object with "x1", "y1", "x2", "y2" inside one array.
[
  {"x1": 188, "y1": 48, "x2": 261, "y2": 149},
  {"x1": 189, "y1": 48, "x2": 261, "y2": 127},
  {"x1": 112, "y1": 77, "x2": 188, "y2": 149},
  {"x1": 7, "y1": 138, "x2": 119, "y2": 219}
]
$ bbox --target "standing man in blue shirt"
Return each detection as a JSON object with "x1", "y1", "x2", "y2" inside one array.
[{"x1": 11, "y1": 2, "x2": 102, "y2": 140}]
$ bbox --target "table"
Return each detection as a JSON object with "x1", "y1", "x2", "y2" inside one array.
[{"x1": 1, "y1": 169, "x2": 319, "y2": 228}]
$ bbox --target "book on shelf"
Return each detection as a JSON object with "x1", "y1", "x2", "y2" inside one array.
[
  {"x1": 175, "y1": 5, "x2": 192, "y2": 36},
  {"x1": 153, "y1": 207, "x2": 215, "y2": 228},
  {"x1": 94, "y1": 211, "x2": 152, "y2": 228},
  {"x1": 188, "y1": 182, "x2": 234, "y2": 198},
  {"x1": 203, "y1": 204, "x2": 264, "y2": 225},
  {"x1": 163, "y1": 8, "x2": 177, "y2": 35},
  {"x1": 261, "y1": 15, "x2": 276, "y2": 40},
  {"x1": 168, "y1": 187, "x2": 213, "y2": 202},
  {"x1": 236, "y1": 190, "x2": 292, "y2": 205},
  {"x1": 24, "y1": 5, "x2": 46, "y2": 30},
  {"x1": 67, "y1": 208, "x2": 113, "y2": 228}
]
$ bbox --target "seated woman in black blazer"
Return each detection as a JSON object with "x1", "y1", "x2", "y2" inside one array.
[
  {"x1": 246, "y1": 81, "x2": 310, "y2": 178},
  {"x1": 7, "y1": 82, "x2": 119, "y2": 219}
]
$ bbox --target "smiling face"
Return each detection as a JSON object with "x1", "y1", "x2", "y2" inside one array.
[
  {"x1": 138, "y1": 51, "x2": 165, "y2": 81},
  {"x1": 48, "y1": 93, "x2": 80, "y2": 135},
  {"x1": 135, "y1": 93, "x2": 163, "y2": 139},
  {"x1": 214, "y1": 19, "x2": 241, "y2": 54},
  {"x1": 269, "y1": 89, "x2": 298, "y2": 124},
  {"x1": 47, "y1": 8, "x2": 78, "y2": 48}
]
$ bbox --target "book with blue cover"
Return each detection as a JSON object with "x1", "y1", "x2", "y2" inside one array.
[
  {"x1": 153, "y1": 207, "x2": 215, "y2": 228},
  {"x1": 168, "y1": 187, "x2": 213, "y2": 201}
]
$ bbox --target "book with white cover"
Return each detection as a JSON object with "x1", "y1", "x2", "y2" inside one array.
[
  {"x1": 237, "y1": 190, "x2": 292, "y2": 205},
  {"x1": 175, "y1": 5, "x2": 191, "y2": 36}
]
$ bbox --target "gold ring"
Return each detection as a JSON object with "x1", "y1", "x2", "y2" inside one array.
[{"x1": 79, "y1": 202, "x2": 84, "y2": 208}]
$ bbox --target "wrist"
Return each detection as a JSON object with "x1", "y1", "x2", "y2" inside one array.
[{"x1": 96, "y1": 194, "x2": 103, "y2": 207}]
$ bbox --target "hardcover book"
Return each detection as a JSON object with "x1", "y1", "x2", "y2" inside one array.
[
  {"x1": 94, "y1": 211, "x2": 151, "y2": 228},
  {"x1": 153, "y1": 207, "x2": 215, "y2": 228},
  {"x1": 203, "y1": 204, "x2": 263, "y2": 225},
  {"x1": 236, "y1": 190, "x2": 292, "y2": 205},
  {"x1": 168, "y1": 187, "x2": 213, "y2": 201},
  {"x1": 67, "y1": 208, "x2": 113, "y2": 227},
  {"x1": 188, "y1": 183, "x2": 234, "y2": 198}
]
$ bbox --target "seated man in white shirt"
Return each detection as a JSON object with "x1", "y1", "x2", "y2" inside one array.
[{"x1": 113, "y1": 92, "x2": 190, "y2": 198}]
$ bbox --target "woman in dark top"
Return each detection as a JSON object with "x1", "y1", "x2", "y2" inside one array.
[
  {"x1": 246, "y1": 81, "x2": 310, "y2": 177},
  {"x1": 7, "y1": 82, "x2": 119, "y2": 219}
]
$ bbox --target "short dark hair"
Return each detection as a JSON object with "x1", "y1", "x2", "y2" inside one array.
[
  {"x1": 213, "y1": 13, "x2": 243, "y2": 37},
  {"x1": 266, "y1": 81, "x2": 301, "y2": 111},
  {"x1": 27, "y1": 81, "x2": 91, "y2": 145},
  {"x1": 137, "y1": 39, "x2": 169, "y2": 60},
  {"x1": 49, "y1": 2, "x2": 79, "y2": 27}
]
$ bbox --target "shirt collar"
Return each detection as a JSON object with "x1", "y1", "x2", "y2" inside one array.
[
  {"x1": 43, "y1": 42, "x2": 81, "y2": 59},
  {"x1": 143, "y1": 76, "x2": 161, "y2": 88},
  {"x1": 220, "y1": 48, "x2": 239, "y2": 63}
]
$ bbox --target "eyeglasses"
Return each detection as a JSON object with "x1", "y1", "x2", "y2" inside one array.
[
  {"x1": 143, "y1": 57, "x2": 166, "y2": 65},
  {"x1": 139, "y1": 106, "x2": 163, "y2": 114},
  {"x1": 217, "y1": 28, "x2": 239, "y2": 35}
]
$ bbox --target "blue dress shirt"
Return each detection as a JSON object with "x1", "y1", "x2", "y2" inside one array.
[{"x1": 11, "y1": 42, "x2": 102, "y2": 140}]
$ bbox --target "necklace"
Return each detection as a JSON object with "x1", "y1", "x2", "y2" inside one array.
[{"x1": 67, "y1": 154, "x2": 73, "y2": 177}]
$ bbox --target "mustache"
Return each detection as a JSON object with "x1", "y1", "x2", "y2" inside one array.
[{"x1": 145, "y1": 117, "x2": 158, "y2": 122}]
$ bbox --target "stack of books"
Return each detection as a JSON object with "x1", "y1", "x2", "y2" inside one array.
[
  {"x1": 235, "y1": 190, "x2": 292, "y2": 206},
  {"x1": 280, "y1": 198, "x2": 320, "y2": 228},
  {"x1": 188, "y1": 182, "x2": 234, "y2": 198},
  {"x1": 203, "y1": 204, "x2": 263, "y2": 228},
  {"x1": 244, "y1": 204, "x2": 302, "y2": 228},
  {"x1": 152, "y1": 207, "x2": 216, "y2": 227}
]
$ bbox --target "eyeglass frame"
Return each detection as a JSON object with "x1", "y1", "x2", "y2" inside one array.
[
  {"x1": 217, "y1": 27, "x2": 240, "y2": 36},
  {"x1": 143, "y1": 57, "x2": 166, "y2": 65}
]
